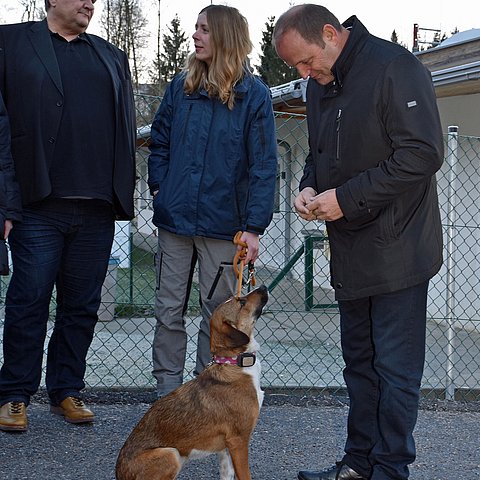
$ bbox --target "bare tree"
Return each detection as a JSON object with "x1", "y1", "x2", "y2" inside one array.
[
  {"x1": 101, "y1": 0, "x2": 149, "y2": 87},
  {"x1": 155, "y1": 0, "x2": 162, "y2": 89},
  {"x1": 18, "y1": 0, "x2": 45, "y2": 21}
]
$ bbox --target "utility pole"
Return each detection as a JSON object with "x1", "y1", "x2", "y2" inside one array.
[
  {"x1": 157, "y1": 0, "x2": 161, "y2": 80},
  {"x1": 413, "y1": 23, "x2": 441, "y2": 52}
]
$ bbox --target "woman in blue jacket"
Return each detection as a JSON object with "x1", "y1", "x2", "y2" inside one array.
[{"x1": 148, "y1": 4, "x2": 277, "y2": 397}]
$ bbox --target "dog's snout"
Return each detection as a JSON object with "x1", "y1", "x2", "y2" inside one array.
[
  {"x1": 246, "y1": 285, "x2": 269, "y2": 316},
  {"x1": 246, "y1": 285, "x2": 268, "y2": 302},
  {"x1": 257, "y1": 285, "x2": 268, "y2": 294},
  {"x1": 257, "y1": 285, "x2": 269, "y2": 301}
]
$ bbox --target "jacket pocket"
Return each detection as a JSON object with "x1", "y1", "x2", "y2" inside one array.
[
  {"x1": 155, "y1": 251, "x2": 163, "y2": 291},
  {"x1": 379, "y1": 202, "x2": 398, "y2": 243},
  {"x1": 207, "y1": 262, "x2": 235, "y2": 300}
]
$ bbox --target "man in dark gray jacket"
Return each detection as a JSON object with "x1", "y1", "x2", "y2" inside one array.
[{"x1": 274, "y1": 4, "x2": 443, "y2": 480}]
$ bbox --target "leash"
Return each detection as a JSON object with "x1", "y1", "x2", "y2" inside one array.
[{"x1": 233, "y1": 231, "x2": 256, "y2": 298}]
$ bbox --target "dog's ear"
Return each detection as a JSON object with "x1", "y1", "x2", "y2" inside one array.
[{"x1": 223, "y1": 322, "x2": 250, "y2": 348}]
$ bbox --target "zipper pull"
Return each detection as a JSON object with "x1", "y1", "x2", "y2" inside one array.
[{"x1": 336, "y1": 109, "x2": 342, "y2": 131}]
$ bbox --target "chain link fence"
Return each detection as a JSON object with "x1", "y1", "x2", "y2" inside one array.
[{"x1": 1, "y1": 94, "x2": 479, "y2": 401}]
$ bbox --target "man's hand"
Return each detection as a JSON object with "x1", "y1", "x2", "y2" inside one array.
[
  {"x1": 306, "y1": 188, "x2": 344, "y2": 221},
  {"x1": 294, "y1": 187, "x2": 318, "y2": 221}
]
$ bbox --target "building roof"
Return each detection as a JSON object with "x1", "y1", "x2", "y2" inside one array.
[
  {"x1": 438, "y1": 28, "x2": 480, "y2": 48},
  {"x1": 416, "y1": 28, "x2": 480, "y2": 97},
  {"x1": 270, "y1": 79, "x2": 308, "y2": 114}
]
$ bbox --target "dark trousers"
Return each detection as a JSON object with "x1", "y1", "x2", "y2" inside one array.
[
  {"x1": 0, "y1": 198, "x2": 115, "y2": 406},
  {"x1": 338, "y1": 282, "x2": 429, "y2": 480}
]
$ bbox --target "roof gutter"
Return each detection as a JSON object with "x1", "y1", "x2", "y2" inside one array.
[
  {"x1": 270, "y1": 79, "x2": 308, "y2": 107},
  {"x1": 431, "y1": 61, "x2": 480, "y2": 87}
]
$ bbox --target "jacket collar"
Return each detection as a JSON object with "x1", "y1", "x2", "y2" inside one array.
[
  {"x1": 329, "y1": 16, "x2": 370, "y2": 93},
  {"x1": 28, "y1": 20, "x2": 63, "y2": 95},
  {"x1": 197, "y1": 72, "x2": 253, "y2": 100},
  {"x1": 27, "y1": 20, "x2": 119, "y2": 99}
]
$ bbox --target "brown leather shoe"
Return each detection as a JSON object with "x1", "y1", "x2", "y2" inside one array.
[
  {"x1": 50, "y1": 396, "x2": 94, "y2": 424},
  {"x1": 0, "y1": 401, "x2": 28, "y2": 432}
]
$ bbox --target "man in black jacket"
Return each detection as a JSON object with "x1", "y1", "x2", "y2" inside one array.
[
  {"x1": 274, "y1": 5, "x2": 443, "y2": 480},
  {"x1": 0, "y1": 0, "x2": 136, "y2": 432}
]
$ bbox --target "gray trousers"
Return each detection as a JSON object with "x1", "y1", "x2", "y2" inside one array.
[{"x1": 152, "y1": 229, "x2": 237, "y2": 397}]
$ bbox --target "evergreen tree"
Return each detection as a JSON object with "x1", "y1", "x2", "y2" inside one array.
[
  {"x1": 150, "y1": 14, "x2": 189, "y2": 87},
  {"x1": 257, "y1": 16, "x2": 298, "y2": 87},
  {"x1": 390, "y1": 29, "x2": 408, "y2": 50}
]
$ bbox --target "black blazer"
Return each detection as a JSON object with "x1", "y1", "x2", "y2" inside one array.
[
  {"x1": 0, "y1": 92, "x2": 22, "y2": 224},
  {"x1": 0, "y1": 20, "x2": 136, "y2": 220}
]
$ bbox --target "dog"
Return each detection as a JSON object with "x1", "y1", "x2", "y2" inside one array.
[{"x1": 116, "y1": 285, "x2": 269, "y2": 480}]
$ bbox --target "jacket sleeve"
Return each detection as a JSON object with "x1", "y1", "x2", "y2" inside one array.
[
  {"x1": 147, "y1": 79, "x2": 175, "y2": 196},
  {"x1": 299, "y1": 151, "x2": 317, "y2": 192},
  {"x1": 336, "y1": 53, "x2": 444, "y2": 221},
  {"x1": 0, "y1": 92, "x2": 22, "y2": 224},
  {"x1": 244, "y1": 82, "x2": 278, "y2": 234}
]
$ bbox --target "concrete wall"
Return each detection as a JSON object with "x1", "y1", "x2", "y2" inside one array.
[{"x1": 437, "y1": 93, "x2": 480, "y2": 137}]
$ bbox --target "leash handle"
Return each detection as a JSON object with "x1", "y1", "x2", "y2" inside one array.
[
  {"x1": 233, "y1": 231, "x2": 247, "y2": 298},
  {"x1": 233, "y1": 231, "x2": 256, "y2": 298}
]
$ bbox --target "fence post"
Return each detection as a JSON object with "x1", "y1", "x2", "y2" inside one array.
[
  {"x1": 277, "y1": 140, "x2": 294, "y2": 272},
  {"x1": 98, "y1": 256, "x2": 120, "y2": 322},
  {"x1": 445, "y1": 125, "x2": 459, "y2": 400}
]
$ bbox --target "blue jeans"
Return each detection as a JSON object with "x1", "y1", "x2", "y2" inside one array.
[
  {"x1": 0, "y1": 198, "x2": 115, "y2": 406},
  {"x1": 338, "y1": 282, "x2": 429, "y2": 480}
]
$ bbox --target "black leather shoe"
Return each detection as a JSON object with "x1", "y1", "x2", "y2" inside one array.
[{"x1": 298, "y1": 463, "x2": 366, "y2": 480}]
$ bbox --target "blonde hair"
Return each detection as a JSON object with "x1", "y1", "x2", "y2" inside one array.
[{"x1": 184, "y1": 5, "x2": 252, "y2": 110}]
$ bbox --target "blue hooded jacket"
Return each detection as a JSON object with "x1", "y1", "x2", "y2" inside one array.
[{"x1": 148, "y1": 72, "x2": 277, "y2": 240}]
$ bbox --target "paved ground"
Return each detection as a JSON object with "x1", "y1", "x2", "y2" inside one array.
[
  {"x1": 1, "y1": 266, "x2": 479, "y2": 479},
  {"x1": 0, "y1": 391, "x2": 479, "y2": 480}
]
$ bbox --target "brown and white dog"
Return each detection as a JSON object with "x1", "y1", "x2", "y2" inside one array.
[{"x1": 115, "y1": 285, "x2": 269, "y2": 480}]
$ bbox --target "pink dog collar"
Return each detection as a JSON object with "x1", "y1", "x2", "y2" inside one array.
[{"x1": 212, "y1": 352, "x2": 256, "y2": 367}]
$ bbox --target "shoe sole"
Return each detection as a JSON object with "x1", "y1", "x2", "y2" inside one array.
[
  {"x1": 50, "y1": 406, "x2": 94, "y2": 424},
  {"x1": 0, "y1": 423, "x2": 28, "y2": 432}
]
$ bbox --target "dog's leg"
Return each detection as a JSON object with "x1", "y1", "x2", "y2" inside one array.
[
  {"x1": 118, "y1": 447, "x2": 182, "y2": 480},
  {"x1": 218, "y1": 449, "x2": 235, "y2": 480},
  {"x1": 226, "y1": 441, "x2": 252, "y2": 480}
]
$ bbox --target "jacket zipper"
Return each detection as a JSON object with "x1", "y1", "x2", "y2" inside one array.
[
  {"x1": 335, "y1": 108, "x2": 342, "y2": 161},
  {"x1": 182, "y1": 104, "x2": 193, "y2": 144}
]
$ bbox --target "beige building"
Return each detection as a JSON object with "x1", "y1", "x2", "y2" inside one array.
[{"x1": 416, "y1": 28, "x2": 480, "y2": 136}]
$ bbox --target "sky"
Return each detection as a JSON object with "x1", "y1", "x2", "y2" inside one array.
[{"x1": 3, "y1": 0, "x2": 480, "y2": 63}]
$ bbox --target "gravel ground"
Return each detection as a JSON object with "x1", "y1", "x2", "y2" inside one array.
[{"x1": 0, "y1": 392, "x2": 478, "y2": 480}]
